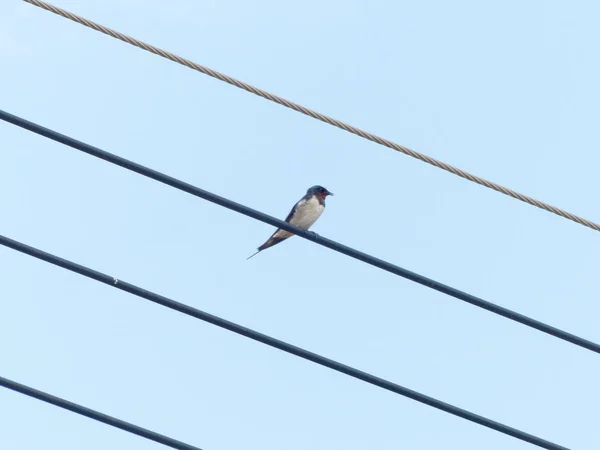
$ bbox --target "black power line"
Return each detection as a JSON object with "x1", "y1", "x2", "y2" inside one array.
[
  {"x1": 0, "y1": 109, "x2": 598, "y2": 356},
  {"x1": 0, "y1": 375, "x2": 202, "y2": 450},
  {"x1": 0, "y1": 234, "x2": 569, "y2": 450}
]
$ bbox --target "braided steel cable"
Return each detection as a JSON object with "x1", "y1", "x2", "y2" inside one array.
[{"x1": 23, "y1": 0, "x2": 600, "y2": 233}]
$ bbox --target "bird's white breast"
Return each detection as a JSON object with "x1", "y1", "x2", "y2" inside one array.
[{"x1": 290, "y1": 196, "x2": 324, "y2": 230}]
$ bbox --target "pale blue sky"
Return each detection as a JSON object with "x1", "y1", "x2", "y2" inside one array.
[{"x1": 1, "y1": 1, "x2": 599, "y2": 449}]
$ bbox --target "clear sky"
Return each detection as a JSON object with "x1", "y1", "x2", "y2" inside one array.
[{"x1": 1, "y1": 1, "x2": 599, "y2": 449}]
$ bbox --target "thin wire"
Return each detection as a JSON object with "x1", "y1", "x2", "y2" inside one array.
[
  {"x1": 0, "y1": 375, "x2": 202, "y2": 450},
  {"x1": 1, "y1": 108, "x2": 598, "y2": 356},
  {"x1": 22, "y1": 0, "x2": 600, "y2": 234},
  {"x1": 0, "y1": 235, "x2": 570, "y2": 450}
]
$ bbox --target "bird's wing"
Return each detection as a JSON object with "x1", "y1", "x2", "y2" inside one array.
[
  {"x1": 284, "y1": 198, "x2": 305, "y2": 223},
  {"x1": 247, "y1": 197, "x2": 307, "y2": 258},
  {"x1": 256, "y1": 202, "x2": 301, "y2": 252},
  {"x1": 264, "y1": 198, "x2": 305, "y2": 241}
]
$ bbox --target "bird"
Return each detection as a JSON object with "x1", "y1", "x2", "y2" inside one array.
[{"x1": 247, "y1": 185, "x2": 334, "y2": 259}]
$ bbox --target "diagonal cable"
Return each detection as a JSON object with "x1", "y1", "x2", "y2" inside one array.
[
  {"x1": 0, "y1": 235, "x2": 569, "y2": 450},
  {"x1": 22, "y1": 0, "x2": 600, "y2": 233},
  {"x1": 0, "y1": 375, "x2": 202, "y2": 450},
  {"x1": 1, "y1": 109, "x2": 598, "y2": 355}
]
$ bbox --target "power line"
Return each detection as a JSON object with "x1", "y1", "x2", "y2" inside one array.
[
  {"x1": 0, "y1": 375, "x2": 202, "y2": 450},
  {"x1": 1, "y1": 108, "x2": 598, "y2": 357},
  {"x1": 0, "y1": 235, "x2": 569, "y2": 450},
  {"x1": 22, "y1": 0, "x2": 600, "y2": 234}
]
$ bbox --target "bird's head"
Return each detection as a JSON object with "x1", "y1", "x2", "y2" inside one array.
[{"x1": 307, "y1": 185, "x2": 334, "y2": 200}]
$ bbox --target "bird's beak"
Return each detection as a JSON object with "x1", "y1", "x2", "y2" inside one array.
[{"x1": 327, "y1": 191, "x2": 334, "y2": 196}]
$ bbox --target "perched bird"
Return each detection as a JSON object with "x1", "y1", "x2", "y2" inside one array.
[{"x1": 247, "y1": 185, "x2": 334, "y2": 259}]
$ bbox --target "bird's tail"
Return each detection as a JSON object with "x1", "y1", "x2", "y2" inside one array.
[
  {"x1": 247, "y1": 250, "x2": 261, "y2": 260},
  {"x1": 247, "y1": 232, "x2": 290, "y2": 260}
]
